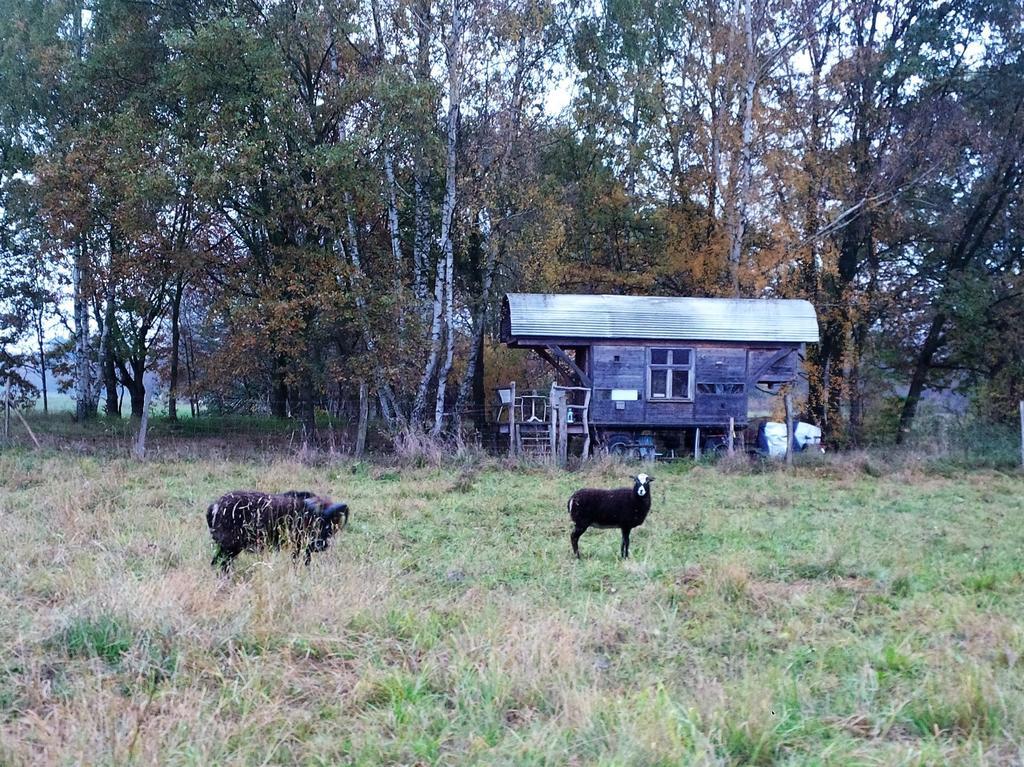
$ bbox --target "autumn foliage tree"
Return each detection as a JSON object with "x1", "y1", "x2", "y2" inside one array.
[{"x1": 2, "y1": 0, "x2": 1021, "y2": 447}]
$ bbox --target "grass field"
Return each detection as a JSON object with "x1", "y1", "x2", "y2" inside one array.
[{"x1": 1, "y1": 450, "x2": 1022, "y2": 765}]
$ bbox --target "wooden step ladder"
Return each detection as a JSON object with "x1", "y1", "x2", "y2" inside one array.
[{"x1": 517, "y1": 422, "x2": 551, "y2": 455}]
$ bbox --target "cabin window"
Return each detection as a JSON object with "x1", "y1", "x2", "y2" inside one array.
[
  {"x1": 648, "y1": 348, "x2": 693, "y2": 401},
  {"x1": 696, "y1": 383, "x2": 745, "y2": 395}
]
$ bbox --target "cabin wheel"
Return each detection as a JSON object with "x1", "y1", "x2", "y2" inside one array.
[
  {"x1": 606, "y1": 434, "x2": 641, "y2": 461},
  {"x1": 703, "y1": 435, "x2": 729, "y2": 455}
]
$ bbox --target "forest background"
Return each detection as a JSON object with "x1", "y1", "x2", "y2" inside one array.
[{"x1": 1, "y1": 0, "x2": 1022, "y2": 449}]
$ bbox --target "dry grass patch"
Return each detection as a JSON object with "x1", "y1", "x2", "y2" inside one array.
[{"x1": 1, "y1": 450, "x2": 1023, "y2": 765}]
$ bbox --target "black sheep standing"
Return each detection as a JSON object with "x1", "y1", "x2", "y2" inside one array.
[
  {"x1": 568, "y1": 473, "x2": 654, "y2": 559},
  {"x1": 206, "y1": 490, "x2": 349, "y2": 570}
]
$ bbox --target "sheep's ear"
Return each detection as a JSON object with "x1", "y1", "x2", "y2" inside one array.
[
  {"x1": 323, "y1": 503, "x2": 349, "y2": 527},
  {"x1": 323, "y1": 502, "x2": 347, "y2": 519},
  {"x1": 647, "y1": 476, "x2": 655, "y2": 483}
]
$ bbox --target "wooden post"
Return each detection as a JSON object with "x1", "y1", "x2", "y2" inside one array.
[
  {"x1": 508, "y1": 381, "x2": 516, "y2": 456},
  {"x1": 548, "y1": 384, "x2": 557, "y2": 460},
  {"x1": 556, "y1": 388, "x2": 568, "y2": 467},
  {"x1": 13, "y1": 408, "x2": 41, "y2": 448},
  {"x1": 728, "y1": 417, "x2": 735, "y2": 456},
  {"x1": 354, "y1": 381, "x2": 368, "y2": 458},
  {"x1": 694, "y1": 427, "x2": 701, "y2": 460},
  {"x1": 581, "y1": 388, "x2": 591, "y2": 460},
  {"x1": 784, "y1": 393, "x2": 794, "y2": 466}
]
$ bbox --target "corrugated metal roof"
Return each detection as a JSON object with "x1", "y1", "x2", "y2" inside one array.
[{"x1": 505, "y1": 293, "x2": 819, "y2": 343}]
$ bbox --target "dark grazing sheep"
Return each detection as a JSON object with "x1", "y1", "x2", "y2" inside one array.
[
  {"x1": 206, "y1": 490, "x2": 349, "y2": 571},
  {"x1": 568, "y1": 473, "x2": 654, "y2": 559}
]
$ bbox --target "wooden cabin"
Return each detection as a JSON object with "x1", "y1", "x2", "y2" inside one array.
[{"x1": 498, "y1": 292, "x2": 819, "y2": 457}]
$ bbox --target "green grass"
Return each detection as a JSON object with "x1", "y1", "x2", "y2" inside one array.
[
  {"x1": 0, "y1": 450, "x2": 1022, "y2": 764},
  {"x1": 57, "y1": 615, "x2": 137, "y2": 665}
]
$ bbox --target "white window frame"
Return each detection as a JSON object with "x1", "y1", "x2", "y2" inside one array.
[{"x1": 647, "y1": 347, "x2": 694, "y2": 402}]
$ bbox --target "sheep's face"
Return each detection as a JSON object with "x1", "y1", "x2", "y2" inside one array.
[
  {"x1": 633, "y1": 473, "x2": 654, "y2": 497},
  {"x1": 303, "y1": 498, "x2": 350, "y2": 551}
]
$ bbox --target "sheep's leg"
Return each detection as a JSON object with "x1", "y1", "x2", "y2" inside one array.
[
  {"x1": 571, "y1": 523, "x2": 589, "y2": 559},
  {"x1": 620, "y1": 527, "x2": 631, "y2": 559},
  {"x1": 211, "y1": 546, "x2": 238, "y2": 572}
]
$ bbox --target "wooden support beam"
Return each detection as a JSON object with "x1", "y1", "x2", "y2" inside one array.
[
  {"x1": 12, "y1": 406, "x2": 40, "y2": 448},
  {"x1": 747, "y1": 348, "x2": 792, "y2": 385},
  {"x1": 533, "y1": 348, "x2": 574, "y2": 385},
  {"x1": 546, "y1": 345, "x2": 592, "y2": 388}
]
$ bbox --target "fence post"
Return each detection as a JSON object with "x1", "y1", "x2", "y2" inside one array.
[
  {"x1": 728, "y1": 416, "x2": 735, "y2": 456},
  {"x1": 556, "y1": 389, "x2": 568, "y2": 468},
  {"x1": 784, "y1": 393, "x2": 794, "y2": 466},
  {"x1": 694, "y1": 427, "x2": 701, "y2": 460},
  {"x1": 548, "y1": 384, "x2": 557, "y2": 461},
  {"x1": 508, "y1": 381, "x2": 516, "y2": 457}
]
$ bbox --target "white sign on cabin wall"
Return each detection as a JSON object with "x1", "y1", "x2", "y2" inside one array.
[{"x1": 611, "y1": 389, "x2": 639, "y2": 410}]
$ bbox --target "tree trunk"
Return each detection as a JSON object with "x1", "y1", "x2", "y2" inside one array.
[
  {"x1": 355, "y1": 380, "x2": 368, "y2": 458},
  {"x1": 414, "y1": 226, "x2": 447, "y2": 425},
  {"x1": 847, "y1": 326, "x2": 864, "y2": 446},
  {"x1": 133, "y1": 386, "x2": 152, "y2": 460},
  {"x1": 34, "y1": 306, "x2": 48, "y2": 414},
  {"x1": 800, "y1": 30, "x2": 825, "y2": 300},
  {"x1": 168, "y1": 273, "x2": 184, "y2": 421},
  {"x1": 341, "y1": 201, "x2": 404, "y2": 423},
  {"x1": 127, "y1": 360, "x2": 146, "y2": 418},
  {"x1": 430, "y1": 0, "x2": 463, "y2": 436},
  {"x1": 472, "y1": 328, "x2": 485, "y2": 433},
  {"x1": 71, "y1": 4, "x2": 93, "y2": 421},
  {"x1": 271, "y1": 356, "x2": 289, "y2": 418},
  {"x1": 184, "y1": 319, "x2": 197, "y2": 417},
  {"x1": 412, "y1": 0, "x2": 433, "y2": 308},
  {"x1": 377, "y1": 386, "x2": 395, "y2": 423},
  {"x1": 726, "y1": 0, "x2": 756, "y2": 297},
  {"x1": 383, "y1": 154, "x2": 406, "y2": 337},
  {"x1": 373, "y1": 1, "x2": 407, "y2": 340},
  {"x1": 456, "y1": 208, "x2": 496, "y2": 431},
  {"x1": 298, "y1": 373, "x2": 316, "y2": 441},
  {"x1": 807, "y1": 330, "x2": 839, "y2": 436},
  {"x1": 708, "y1": 48, "x2": 723, "y2": 228},
  {"x1": 101, "y1": 278, "x2": 119, "y2": 417},
  {"x1": 897, "y1": 312, "x2": 947, "y2": 444},
  {"x1": 73, "y1": 240, "x2": 94, "y2": 420}
]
